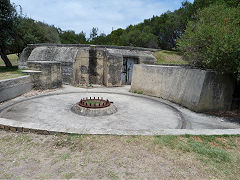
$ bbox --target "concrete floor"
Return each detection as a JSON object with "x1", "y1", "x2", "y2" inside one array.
[{"x1": 0, "y1": 85, "x2": 240, "y2": 135}]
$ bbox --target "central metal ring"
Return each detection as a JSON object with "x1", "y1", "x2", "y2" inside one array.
[{"x1": 78, "y1": 97, "x2": 111, "y2": 109}]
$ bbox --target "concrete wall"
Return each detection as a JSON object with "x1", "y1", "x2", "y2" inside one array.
[
  {"x1": 74, "y1": 49, "x2": 90, "y2": 85},
  {"x1": 27, "y1": 61, "x2": 62, "y2": 90},
  {"x1": 131, "y1": 64, "x2": 234, "y2": 112},
  {"x1": 103, "y1": 53, "x2": 123, "y2": 87},
  {"x1": 0, "y1": 76, "x2": 32, "y2": 103},
  {"x1": 18, "y1": 44, "x2": 157, "y2": 87}
]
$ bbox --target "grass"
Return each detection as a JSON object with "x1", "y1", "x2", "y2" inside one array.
[
  {"x1": 155, "y1": 135, "x2": 240, "y2": 178},
  {"x1": 86, "y1": 100, "x2": 102, "y2": 106},
  {"x1": 154, "y1": 50, "x2": 189, "y2": 65},
  {"x1": 0, "y1": 54, "x2": 25, "y2": 80},
  {"x1": 0, "y1": 54, "x2": 18, "y2": 66},
  {"x1": 132, "y1": 90, "x2": 143, "y2": 94},
  {"x1": 0, "y1": 131, "x2": 240, "y2": 179},
  {"x1": 0, "y1": 66, "x2": 25, "y2": 80}
]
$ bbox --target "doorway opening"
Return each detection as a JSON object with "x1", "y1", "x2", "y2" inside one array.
[{"x1": 122, "y1": 57, "x2": 139, "y2": 85}]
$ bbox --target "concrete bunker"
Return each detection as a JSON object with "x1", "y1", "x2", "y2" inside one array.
[{"x1": 18, "y1": 44, "x2": 157, "y2": 88}]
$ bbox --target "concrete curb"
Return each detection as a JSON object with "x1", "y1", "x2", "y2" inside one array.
[{"x1": 0, "y1": 117, "x2": 240, "y2": 136}]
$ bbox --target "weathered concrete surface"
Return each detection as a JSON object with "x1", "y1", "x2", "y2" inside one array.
[
  {"x1": 27, "y1": 46, "x2": 78, "y2": 85},
  {"x1": 28, "y1": 46, "x2": 79, "y2": 63},
  {"x1": 0, "y1": 76, "x2": 32, "y2": 103},
  {"x1": 0, "y1": 85, "x2": 239, "y2": 135},
  {"x1": 18, "y1": 46, "x2": 36, "y2": 68},
  {"x1": 27, "y1": 61, "x2": 62, "y2": 89},
  {"x1": 18, "y1": 44, "x2": 157, "y2": 87},
  {"x1": 104, "y1": 53, "x2": 123, "y2": 87},
  {"x1": 0, "y1": 93, "x2": 182, "y2": 132},
  {"x1": 131, "y1": 64, "x2": 234, "y2": 112}
]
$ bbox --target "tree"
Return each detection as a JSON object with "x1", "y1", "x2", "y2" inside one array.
[
  {"x1": 60, "y1": 30, "x2": 86, "y2": 44},
  {"x1": 106, "y1": 28, "x2": 124, "y2": 45},
  {"x1": 91, "y1": 33, "x2": 109, "y2": 45},
  {"x1": 89, "y1": 27, "x2": 98, "y2": 41},
  {"x1": 177, "y1": 3, "x2": 240, "y2": 79},
  {"x1": 0, "y1": 0, "x2": 18, "y2": 67},
  {"x1": 9, "y1": 17, "x2": 60, "y2": 55}
]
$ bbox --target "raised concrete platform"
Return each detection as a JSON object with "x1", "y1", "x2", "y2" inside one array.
[{"x1": 0, "y1": 85, "x2": 239, "y2": 135}]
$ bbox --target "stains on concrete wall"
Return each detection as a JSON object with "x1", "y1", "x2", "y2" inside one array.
[
  {"x1": 27, "y1": 61, "x2": 62, "y2": 89},
  {"x1": 18, "y1": 44, "x2": 156, "y2": 87},
  {"x1": 105, "y1": 54, "x2": 123, "y2": 87},
  {"x1": 89, "y1": 46, "x2": 98, "y2": 84},
  {"x1": 131, "y1": 64, "x2": 234, "y2": 112}
]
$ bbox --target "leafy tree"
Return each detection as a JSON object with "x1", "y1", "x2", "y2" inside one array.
[
  {"x1": 177, "y1": 4, "x2": 240, "y2": 79},
  {"x1": 91, "y1": 33, "x2": 109, "y2": 45},
  {"x1": 10, "y1": 18, "x2": 60, "y2": 55},
  {"x1": 60, "y1": 30, "x2": 86, "y2": 44},
  {"x1": 105, "y1": 28, "x2": 124, "y2": 45},
  {"x1": 0, "y1": 0, "x2": 18, "y2": 67}
]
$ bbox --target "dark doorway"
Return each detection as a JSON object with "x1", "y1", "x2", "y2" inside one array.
[{"x1": 122, "y1": 57, "x2": 139, "y2": 85}]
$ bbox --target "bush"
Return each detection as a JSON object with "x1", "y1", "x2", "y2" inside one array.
[{"x1": 177, "y1": 3, "x2": 240, "y2": 79}]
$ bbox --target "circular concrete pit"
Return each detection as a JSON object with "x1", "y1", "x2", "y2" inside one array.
[
  {"x1": 0, "y1": 86, "x2": 239, "y2": 135},
  {"x1": 0, "y1": 93, "x2": 183, "y2": 131}
]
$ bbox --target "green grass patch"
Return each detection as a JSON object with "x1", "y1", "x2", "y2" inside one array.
[
  {"x1": 86, "y1": 100, "x2": 102, "y2": 106},
  {"x1": 154, "y1": 50, "x2": 188, "y2": 65},
  {"x1": 132, "y1": 90, "x2": 143, "y2": 94},
  {"x1": 0, "y1": 66, "x2": 25, "y2": 80},
  {"x1": 137, "y1": 91, "x2": 143, "y2": 94},
  {"x1": 155, "y1": 135, "x2": 234, "y2": 162},
  {"x1": 155, "y1": 135, "x2": 240, "y2": 178}
]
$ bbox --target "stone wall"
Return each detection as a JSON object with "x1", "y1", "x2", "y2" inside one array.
[
  {"x1": 131, "y1": 64, "x2": 234, "y2": 112},
  {"x1": 0, "y1": 76, "x2": 32, "y2": 103}
]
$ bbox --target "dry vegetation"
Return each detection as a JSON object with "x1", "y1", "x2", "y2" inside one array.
[
  {"x1": 0, "y1": 130, "x2": 239, "y2": 179},
  {"x1": 154, "y1": 50, "x2": 188, "y2": 65}
]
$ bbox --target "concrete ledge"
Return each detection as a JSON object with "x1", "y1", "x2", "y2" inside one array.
[
  {"x1": 0, "y1": 76, "x2": 32, "y2": 103},
  {"x1": 131, "y1": 64, "x2": 234, "y2": 112},
  {"x1": 0, "y1": 117, "x2": 239, "y2": 136}
]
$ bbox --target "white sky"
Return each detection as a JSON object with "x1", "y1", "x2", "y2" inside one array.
[{"x1": 10, "y1": 0, "x2": 194, "y2": 36}]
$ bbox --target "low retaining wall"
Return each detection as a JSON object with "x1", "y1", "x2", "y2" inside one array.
[
  {"x1": 131, "y1": 64, "x2": 234, "y2": 112},
  {"x1": 0, "y1": 76, "x2": 32, "y2": 103}
]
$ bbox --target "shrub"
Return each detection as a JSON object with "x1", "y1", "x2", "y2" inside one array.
[{"x1": 177, "y1": 3, "x2": 240, "y2": 79}]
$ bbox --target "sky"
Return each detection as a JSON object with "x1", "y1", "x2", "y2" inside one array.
[{"x1": 10, "y1": 0, "x2": 194, "y2": 36}]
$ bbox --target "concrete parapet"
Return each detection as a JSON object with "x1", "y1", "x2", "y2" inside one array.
[
  {"x1": 131, "y1": 64, "x2": 234, "y2": 112},
  {"x1": 0, "y1": 76, "x2": 32, "y2": 102}
]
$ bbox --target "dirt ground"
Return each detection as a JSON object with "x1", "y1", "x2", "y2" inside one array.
[{"x1": 0, "y1": 130, "x2": 240, "y2": 179}]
